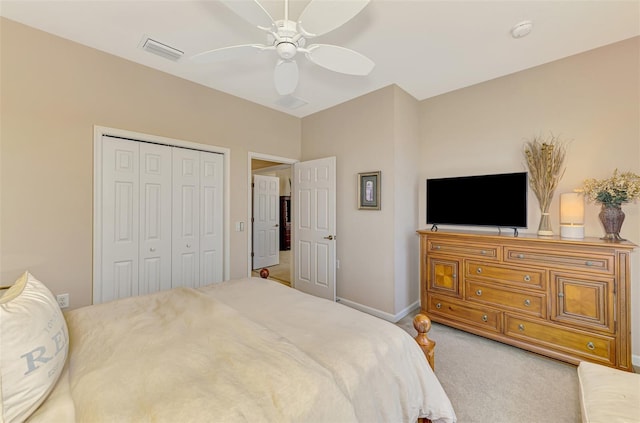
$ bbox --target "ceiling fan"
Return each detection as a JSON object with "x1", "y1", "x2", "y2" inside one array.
[{"x1": 191, "y1": 0, "x2": 375, "y2": 96}]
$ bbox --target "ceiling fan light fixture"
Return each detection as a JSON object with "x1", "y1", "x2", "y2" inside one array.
[
  {"x1": 276, "y1": 42, "x2": 298, "y2": 60},
  {"x1": 197, "y1": 0, "x2": 375, "y2": 99}
]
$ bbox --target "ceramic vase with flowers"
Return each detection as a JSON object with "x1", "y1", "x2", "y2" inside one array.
[
  {"x1": 524, "y1": 134, "x2": 567, "y2": 236},
  {"x1": 583, "y1": 169, "x2": 640, "y2": 241}
]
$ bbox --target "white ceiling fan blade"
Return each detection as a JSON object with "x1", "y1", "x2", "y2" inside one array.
[
  {"x1": 220, "y1": 0, "x2": 275, "y2": 31},
  {"x1": 305, "y1": 44, "x2": 374, "y2": 76},
  {"x1": 298, "y1": 0, "x2": 370, "y2": 37},
  {"x1": 274, "y1": 60, "x2": 299, "y2": 96},
  {"x1": 191, "y1": 44, "x2": 266, "y2": 64}
]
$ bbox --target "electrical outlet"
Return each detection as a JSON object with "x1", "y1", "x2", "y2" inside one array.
[{"x1": 56, "y1": 293, "x2": 69, "y2": 309}]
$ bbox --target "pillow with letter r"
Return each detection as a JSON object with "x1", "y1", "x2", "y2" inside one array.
[{"x1": 0, "y1": 271, "x2": 69, "y2": 423}]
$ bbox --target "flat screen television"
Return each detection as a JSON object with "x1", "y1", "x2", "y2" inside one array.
[{"x1": 426, "y1": 172, "x2": 528, "y2": 229}]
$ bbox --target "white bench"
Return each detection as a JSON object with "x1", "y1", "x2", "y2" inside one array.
[{"x1": 578, "y1": 361, "x2": 640, "y2": 423}]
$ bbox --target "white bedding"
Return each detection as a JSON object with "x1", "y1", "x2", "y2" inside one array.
[{"x1": 29, "y1": 278, "x2": 456, "y2": 423}]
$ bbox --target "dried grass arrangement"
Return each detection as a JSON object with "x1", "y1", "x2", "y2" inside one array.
[{"x1": 523, "y1": 134, "x2": 568, "y2": 235}]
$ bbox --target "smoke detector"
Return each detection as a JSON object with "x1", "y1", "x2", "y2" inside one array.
[{"x1": 511, "y1": 21, "x2": 533, "y2": 39}]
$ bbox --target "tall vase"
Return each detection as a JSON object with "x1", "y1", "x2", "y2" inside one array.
[
  {"x1": 537, "y1": 209, "x2": 553, "y2": 236},
  {"x1": 598, "y1": 204, "x2": 626, "y2": 241}
]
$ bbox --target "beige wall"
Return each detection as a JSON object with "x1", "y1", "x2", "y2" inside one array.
[
  {"x1": 393, "y1": 87, "x2": 421, "y2": 314},
  {"x1": 2, "y1": 16, "x2": 638, "y2": 361},
  {"x1": 301, "y1": 85, "x2": 422, "y2": 319},
  {"x1": 0, "y1": 18, "x2": 300, "y2": 308},
  {"x1": 302, "y1": 86, "x2": 398, "y2": 315},
  {"x1": 418, "y1": 37, "x2": 640, "y2": 360}
]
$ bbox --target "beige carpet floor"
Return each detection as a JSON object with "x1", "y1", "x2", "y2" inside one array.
[
  {"x1": 397, "y1": 311, "x2": 581, "y2": 423},
  {"x1": 252, "y1": 250, "x2": 291, "y2": 285}
]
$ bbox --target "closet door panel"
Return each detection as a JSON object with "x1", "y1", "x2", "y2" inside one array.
[
  {"x1": 101, "y1": 137, "x2": 139, "y2": 302},
  {"x1": 200, "y1": 152, "x2": 224, "y2": 286},
  {"x1": 172, "y1": 148, "x2": 200, "y2": 288},
  {"x1": 139, "y1": 143, "x2": 172, "y2": 294}
]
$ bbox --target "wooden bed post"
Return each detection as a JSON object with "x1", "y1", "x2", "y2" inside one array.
[
  {"x1": 414, "y1": 313, "x2": 435, "y2": 423},
  {"x1": 413, "y1": 313, "x2": 435, "y2": 371}
]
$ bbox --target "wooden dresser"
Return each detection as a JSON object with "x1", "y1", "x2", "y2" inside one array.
[{"x1": 418, "y1": 230, "x2": 636, "y2": 371}]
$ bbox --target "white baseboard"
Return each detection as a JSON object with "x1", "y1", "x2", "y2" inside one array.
[
  {"x1": 336, "y1": 297, "x2": 420, "y2": 323},
  {"x1": 633, "y1": 354, "x2": 640, "y2": 368}
]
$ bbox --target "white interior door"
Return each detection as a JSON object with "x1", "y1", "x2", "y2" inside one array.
[
  {"x1": 293, "y1": 157, "x2": 336, "y2": 301},
  {"x1": 172, "y1": 148, "x2": 200, "y2": 288},
  {"x1": 139, "y1": 142, "x2": 172, "y2": 295},
  {"x1": 199, "y1": 151, "x2": 224, "y2": 285},
  {"x1": 101, "y1": 136, "x2": 140, "y2": 302},
  {"x1": 252, "y1": 174, "x2": 280, "y2": 269},
  {"x1": 95, "y1": 129, "x2": 227, "y2": 304}
]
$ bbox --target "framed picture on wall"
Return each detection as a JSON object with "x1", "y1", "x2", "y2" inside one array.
[{"x1": 358, "y1": 171, "x2": 381, "y2": 210}]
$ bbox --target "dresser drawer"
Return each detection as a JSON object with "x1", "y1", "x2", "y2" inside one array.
[
  {"x1": 466, "y1": 280, "x2": 547, "y2": 318},
  {"x1": 427, "y1": 294, "x2": 501, "y2": 333},
  {"x1": 504, "y1": 247, "x2": 614, "y2": 274},
  {"x1": 428, "y1": 240, "x2": 499, "y2": 260},
  {"x1": 505, "y1": 315, "x2": 615, "y2": 365},
  {"x1": 466, "y1": 261, "x2": 546, "y2": 289}
]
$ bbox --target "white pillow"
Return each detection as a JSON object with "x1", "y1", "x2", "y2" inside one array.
[{"x1": 0, "y1": 272, "x2": 69, "y2": 423}]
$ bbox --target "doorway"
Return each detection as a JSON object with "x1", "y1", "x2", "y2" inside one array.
[{"x1": 249, "y1": 153, "x2": 296, "y2": 286}]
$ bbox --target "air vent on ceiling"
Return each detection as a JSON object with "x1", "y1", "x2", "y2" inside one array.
[
  {"x1": 141, "y1": 37, "x2": 183, "y2": 61},
  {"x1": 275, "y1": 96, "x2": 308, "y2": 109}
]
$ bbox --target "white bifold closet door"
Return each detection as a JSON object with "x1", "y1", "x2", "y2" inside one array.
[{"x1": 99, "y1": 136, "x2": 223, "y2": 303}]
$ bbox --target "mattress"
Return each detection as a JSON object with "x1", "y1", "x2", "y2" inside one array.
[{"x1": 28, "y1": 277, "x2": 456, "y2": 423}]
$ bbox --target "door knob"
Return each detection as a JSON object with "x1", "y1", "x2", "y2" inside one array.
[
  {"x1": 324, "y1": 235, "x2": 334, "y2": 240},
  {"x1": 275, "y1": 224, "x2": 279, "y2": 227}
]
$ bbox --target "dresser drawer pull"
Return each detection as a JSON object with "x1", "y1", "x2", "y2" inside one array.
[
  {"x1": 436, "y1": 303, "x2": 442, "y2": 309},
  {"x1": 523, "y1": 275, "x2": 531, "y2": 282},
  {"x1": 524, "y1": 299, "x2": 531, "y2": 307},
  {"x1": 558, "y1": 292, "x2": 565, "y2": 298},
  {"x1": 481, "y1": 250, "x2": 487, "y2": 255},
  {"x1": 481, "y1": 315, "x2": 488, "y2": 322},
  {"x1": 585, "y1": 261, "x2": 593, "y2": 266},
  {"x1": 518, "y1": 324, "x2": 525, "y2": 331},
  {"x1": 435, "y1": 245, "x2": 441, "y2": 250},
  {"x1": 517, "y1": 254, "x2": 525, "y2": 259},
  {"x1": 476, "y1": 289, "x2": 483, "y2": 296},
  {"x1": 476, "y1": 267, "x2": 482, "y2": 274},
  {"x1": 586, "y1": 342, "x2": 595, "y2": 350},
  {"x1": 452, "y1": 274, "x2": 457, "y2": 279}
]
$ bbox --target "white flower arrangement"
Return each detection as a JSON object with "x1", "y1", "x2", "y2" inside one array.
[{"x1": 583, "y1": 169, "x2": 640, "y2": 207}]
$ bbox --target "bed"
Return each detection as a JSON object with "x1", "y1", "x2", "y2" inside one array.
[{"x1": 1, "y1": 272, "x2": 456, "y2": 423}]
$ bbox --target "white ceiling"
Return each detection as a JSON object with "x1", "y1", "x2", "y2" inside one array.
[{"x1": 2, "y1": 0, "x2": 639, "y2": 118}]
